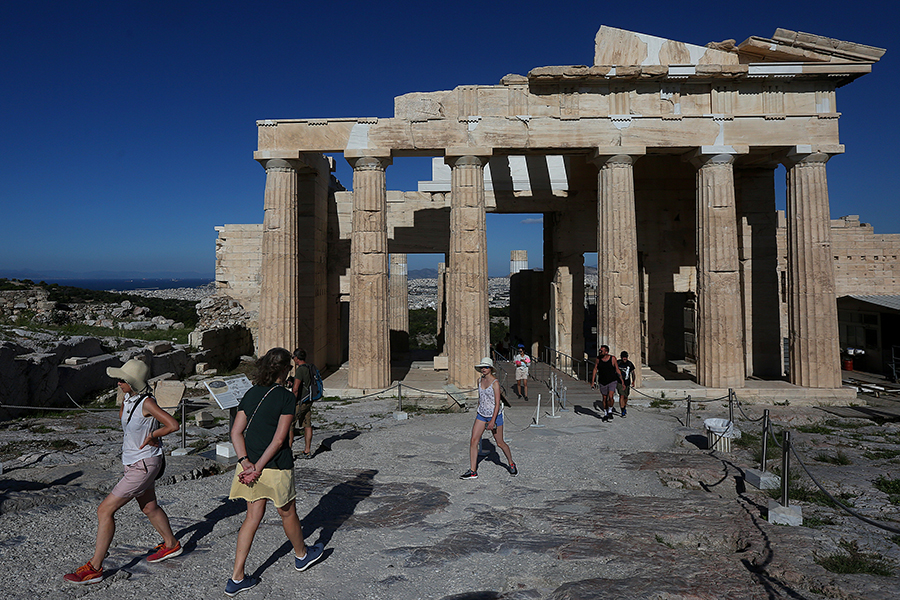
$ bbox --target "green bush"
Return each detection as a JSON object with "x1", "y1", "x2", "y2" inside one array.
[{"x1": 815, "y1": 540, "x2": 895, "y2": 576}]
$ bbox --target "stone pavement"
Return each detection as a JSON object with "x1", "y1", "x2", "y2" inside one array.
[{"x1": 1, "y1": 394, "x2": 897, "y2": 599}]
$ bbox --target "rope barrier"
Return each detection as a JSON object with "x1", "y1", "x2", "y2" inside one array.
[{"x1": 788, "y1": 443, "x2": 900, "y2": 534}]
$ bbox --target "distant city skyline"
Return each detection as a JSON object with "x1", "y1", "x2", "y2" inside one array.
[{"x1": 2, "y1": 2, "x2": 895, "y2": 279}]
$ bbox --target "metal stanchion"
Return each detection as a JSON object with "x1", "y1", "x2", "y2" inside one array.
[
  {"x1": 780, "y1": 430, "x2": 791, "y2": 507},
  {"x1": 686, "y1": 396, "x2": 692, "y2": 428},
  {"x1": 397, "y1": 382, "x2": 403, "y2": 412},
  {"x1": 728, "y1": 388, "x2": 734, "y2": 424},
  {"x1": 760, "y1": 409, "x2": 770, "y2": 472},
  {"x1": 548, "y1": 374, "x2": 560, "y2": 419},
  {"x1": 530, "y1": 394, "x2": 545, "y2": 428},
  {"x1": 180, "y1": 399, "x2": 187, "y2": 449}
]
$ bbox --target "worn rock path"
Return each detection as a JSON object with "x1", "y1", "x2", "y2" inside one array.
[{"x1": 0, "y1": 394, "x2": 897, "y2": 599}]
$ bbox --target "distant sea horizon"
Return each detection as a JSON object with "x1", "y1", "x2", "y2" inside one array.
[{"x1": 10, "y1": 277, "x2": 214, "y2": 292}]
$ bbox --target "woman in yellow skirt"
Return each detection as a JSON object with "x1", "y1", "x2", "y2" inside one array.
[{"x1": 225, "y1": 347, "x2": 324, "y2": 596}]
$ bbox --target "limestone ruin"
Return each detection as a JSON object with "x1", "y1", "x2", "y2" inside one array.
[{"x1": 214, "y1": 26, "x2": 888, "y2": 394}]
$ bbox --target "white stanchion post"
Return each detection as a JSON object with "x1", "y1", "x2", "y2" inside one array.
[
  {"x1": 530, "y1": 393, "x2": 545, "y2": 427},
  {"x1": 548, "y1": 373, "x2": 560, "y2": 419}
]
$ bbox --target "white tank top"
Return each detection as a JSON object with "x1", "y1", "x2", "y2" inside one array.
[
  {"x1": 121, "y1": 394, "x2": 163, "y2": 465},
  {"x1": 477, "y1": 380, "x2": 501, "y2": 418}
]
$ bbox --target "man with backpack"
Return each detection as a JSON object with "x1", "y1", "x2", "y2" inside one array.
[{"x1": 290, "y1": 348, "x2": 320, "y2": 459}]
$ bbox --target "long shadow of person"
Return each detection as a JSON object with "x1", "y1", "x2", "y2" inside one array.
[
  {"x1": 251, "y1": 469, "x2": 377, "y2": 578},
  {"x1": 174, "y1": 497, "x2": 247, "y2": 553},
  {"x1": 573, "y1": 404, "x2": 605, "y2": 419},
  {"x1": 308, "y1": 430, "x2": 362, "y2": 458},
  {"x1": 474, "y1": 439, "x2": 505, "y2": 472}
]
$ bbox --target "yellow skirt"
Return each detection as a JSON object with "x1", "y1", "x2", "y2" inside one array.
[{"x1": 228, "y1": 465, "x2": 296, "y2": 507}]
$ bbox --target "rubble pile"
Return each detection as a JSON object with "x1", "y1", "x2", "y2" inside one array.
[{"x1": 0, "y1": 288, "x2": 182, "y2": 331}]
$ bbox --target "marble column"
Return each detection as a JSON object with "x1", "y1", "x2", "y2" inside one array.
[
  {"x1": 548, "y1": 211, "x2": 585, "y2": 376},
  {"x1": 389, "y1": 253, "x2": 409, "y2": 352},
  {"x1": 595, "y1": 152, "x2": 641, "y2": 374},
  {"x1": 258, "y1": 158, "x2": 302, "y2": 354},
  {"x1": 436, "y1": 261, "x2": 446, "y2": 353},
  {"x1": 692, "y1": 152, "x2": 744, "y2": 388},
  {"x1": 445, "y1": 154, "x2": 490, "y2": 388},
  {"x1": 347, "y1": 155, "x2": 391, "y2": 390},
  {"x1": 784, "y1": 150, "x2": 841, "y2": 388}
]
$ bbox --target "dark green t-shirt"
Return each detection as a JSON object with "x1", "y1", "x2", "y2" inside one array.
[
  {"x1": 238, "y1": 384, "x2": 296, "y2": 470},
  {"x1": 294, "y1": 363, "x2": 313, "y2": 402}
]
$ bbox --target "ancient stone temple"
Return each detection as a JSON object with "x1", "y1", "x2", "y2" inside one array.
[{"x1": 223, "y1": 26, "x2": 885, "y2": 393}]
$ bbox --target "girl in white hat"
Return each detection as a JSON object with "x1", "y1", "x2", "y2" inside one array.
[
  {"x1": 460, "y1": 357, "x2": 517, "y2": 479},
  {"x1": 64, "y1": 358, "x2": 182, "y2": 584}
]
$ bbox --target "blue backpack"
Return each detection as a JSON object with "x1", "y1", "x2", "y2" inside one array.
[{"x1": 302, "y1": 363, "x2": 324, "y2": 402}]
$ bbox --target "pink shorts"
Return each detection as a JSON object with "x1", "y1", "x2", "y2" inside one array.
[
  {"x1": 111, "y1": 455, "x2": 163, "y2": 499},
  {"x1": 597, "y1": 381, "x2": 617, "y2": 395}
]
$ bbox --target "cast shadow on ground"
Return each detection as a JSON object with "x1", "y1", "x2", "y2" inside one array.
[
  {"x1": 251, "y1": 469, "x2": 377, "y2": 579},
  {"x1": 310, "y1": 430, "x2": 362, "y2": 459},
  {"x1": 474, "y1": 439, "x2": 509, "y2": 473},
  {"x1": 572, "y1": 404, "x2": 605, "y2": 419},
  {"x1": 175, "y1": 496, "x2": 247, "y2": 552},
  {"x1": 684, "y1": 433, "x2": 709, "y2": 449}
]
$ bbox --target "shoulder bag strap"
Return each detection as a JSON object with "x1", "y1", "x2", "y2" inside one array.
[{"x1": 244, "y1": 385, "x2": 278, "y2": 432}]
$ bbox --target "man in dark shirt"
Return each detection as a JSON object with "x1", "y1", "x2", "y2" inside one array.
[
  {"x1": 290, "y1": 349, "x2": 314, "y2": 458},
  {"x1": 616, "y1": 351, "x2": 637, "y2": 417},
  {"x1": 591, "y1": 345, "x2": 623, "y2": 422}
]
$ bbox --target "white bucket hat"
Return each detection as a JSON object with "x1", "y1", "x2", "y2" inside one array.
[
  {"x1": 106, "y1": 358, "x2": 150, "y2": 393},
  {"x1": 474, "y1": 357, "x2": 494, "y2": 370}
]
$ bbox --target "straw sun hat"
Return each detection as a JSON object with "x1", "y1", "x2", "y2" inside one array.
[
  {"x1": 106, "y1": 358, "x2": 150, "y2": 393},
  {"x1": 474, "y1": 357, "x2": 494, "y2": 370}
]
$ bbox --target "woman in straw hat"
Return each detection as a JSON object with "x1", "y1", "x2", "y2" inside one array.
[
  {"x1": 459, "y1": 357, "x2": 517, "y2": 480},
  {"x1": 64, "y1": 358, "x2": 182, "y2": 584},
  {"x1": 225, "y1": 347, "x2": 324, "y2": 596}
]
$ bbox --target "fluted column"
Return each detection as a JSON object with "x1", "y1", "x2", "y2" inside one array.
[
  {"x1": 347, "y1": 155, "x2": 391, "y2": 390},
  {"x1": 389, "y1": 253, "x2": 409, "y2": 352},
  {"x1": 436, "y1": 261, "x2": 446, "y2": 353},
  {"x1": 693, "y1": 152, "x2": 744, "y2": 388},
  {"x1": 595, "y1": 152, "x2": 641, "y2": 373},
  {"x1": 258, "y1": 158, "x2": 302, "y2": 354},
  {"x1": 784, "y1": 150, "x2": 841, "y2": 388},
  {"x1": 445, "y1": 154, "x2": 490, "y2": 388}
]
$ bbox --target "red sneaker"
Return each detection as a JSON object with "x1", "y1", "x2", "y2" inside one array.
[
  {"x1": 147, "y1": 541, "x2": 183, "y2": 563},
  {"x1": 64, "y1": 561, "x2": 103, "y2": 584}
]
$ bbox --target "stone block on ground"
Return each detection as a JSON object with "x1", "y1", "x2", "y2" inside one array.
[
  {"x1": 768, "y1": 500, "x2": 803, "y2": 526},
  {"x1": 745, "y1": 468, "x2": 780, "y2": 490}
]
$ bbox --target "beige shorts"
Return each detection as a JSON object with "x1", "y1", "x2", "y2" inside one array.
[
  {"x1": 295, "y1": 401, "x2": 312, "y2": 429},
  {"x1": 111, "y1": 455, "x2": 162, "y2": 499},
  {"x1": 229, "y1": 465, "x2": 296, "y2": 507}
]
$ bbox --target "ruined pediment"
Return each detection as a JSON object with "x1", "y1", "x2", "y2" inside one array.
[
  {"x1": 737, "y1": 28, "x2": 886, "y2": 64},
  {"x1": 593, "y1": 26, "x2": 739, "y2": 66}
]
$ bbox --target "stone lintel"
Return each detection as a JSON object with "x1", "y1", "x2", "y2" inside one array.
[
  {"x1": 344, "y1": 148, "x2": 393, "y2": 159},
  {"x1": 787, "y1": 144, "x2": 844, "y2": 159},
  {"x1": 445, "y1": 147, "x2": 493, "y2": 159},
  {"x1": 591, "y1": 146, "x2": 646, "y2": 161}
]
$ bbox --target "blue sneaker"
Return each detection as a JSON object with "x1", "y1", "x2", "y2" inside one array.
[
  {"x1": 225, "y1": 576, "x2": 259, "y2": 596},
  {"x1": 295, "y1": 543, "x2": 324, "y2": 572}
]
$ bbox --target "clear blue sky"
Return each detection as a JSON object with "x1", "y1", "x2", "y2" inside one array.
[{"x1": 1, "y1": 1, "x2": 895, "y2": 279}]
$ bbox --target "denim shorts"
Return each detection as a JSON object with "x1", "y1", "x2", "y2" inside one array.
[{"x1": 476, "y1": 412, "x2": 504, "y2": 427}]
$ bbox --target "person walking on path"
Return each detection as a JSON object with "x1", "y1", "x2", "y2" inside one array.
[
  {"x1": 64, "y1": 358, "x2": 182, "y2": 584},
  {"x1": 616, "y1": 351, "x2": 637, "y2": 418},
  {"x1": 513, "y1": 344, "x2": 531, "y2": 400},
  {"x1": 226, "y1": 347, "x2": 324, "y2": 596},
  {"x1": 591, "y1": 345, "x2": 623, "y2": 422},
  {"x1": 460, "y1": 357, "x2": 517, "y2": 479},
  {"x1": 289, "y1": 348, "x2": 315, "y2": 459}
]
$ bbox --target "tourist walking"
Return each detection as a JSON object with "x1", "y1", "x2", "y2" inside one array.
[
  {"x1": 616, "y1": 351, "x2": 637, "y2": 417},
  {"x1": 591, "y1": 345, "x2": 623, "y2": 422},
  {"x1": 64, "y1": 358, "x2": 182, "y2": 584},
  {"x1": 513, "y1": 344, "x2": 531, "y2": 400},
  {"x1": 226, "y1": 347, "x2": 324, "y2": 596},
  {"x1": 460, "y1": 357, "x2": 517, "y2": 479},
  {"x1": 289, "y1": 348, "x2": 315, "y2": 459}
]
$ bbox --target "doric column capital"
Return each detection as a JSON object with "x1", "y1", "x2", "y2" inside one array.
[
  {"x1": 783, "y1": 148, "x2": 833, "y2": 168},
  {"x1": 444, "y1": 154, "x2": 490, "y2": 169},
  {"x1": 346, "y1": 155, "x2": 392, "y2": 171},
  {"x1": 689, "y1": 150, "x2": 736, "y2": 169},
  {"x1": 590, "y1": 146, "x2": 644, "y2": 167},
  {"x1": 259, "y1": 158, "x2": 303, "y2": 173}
]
